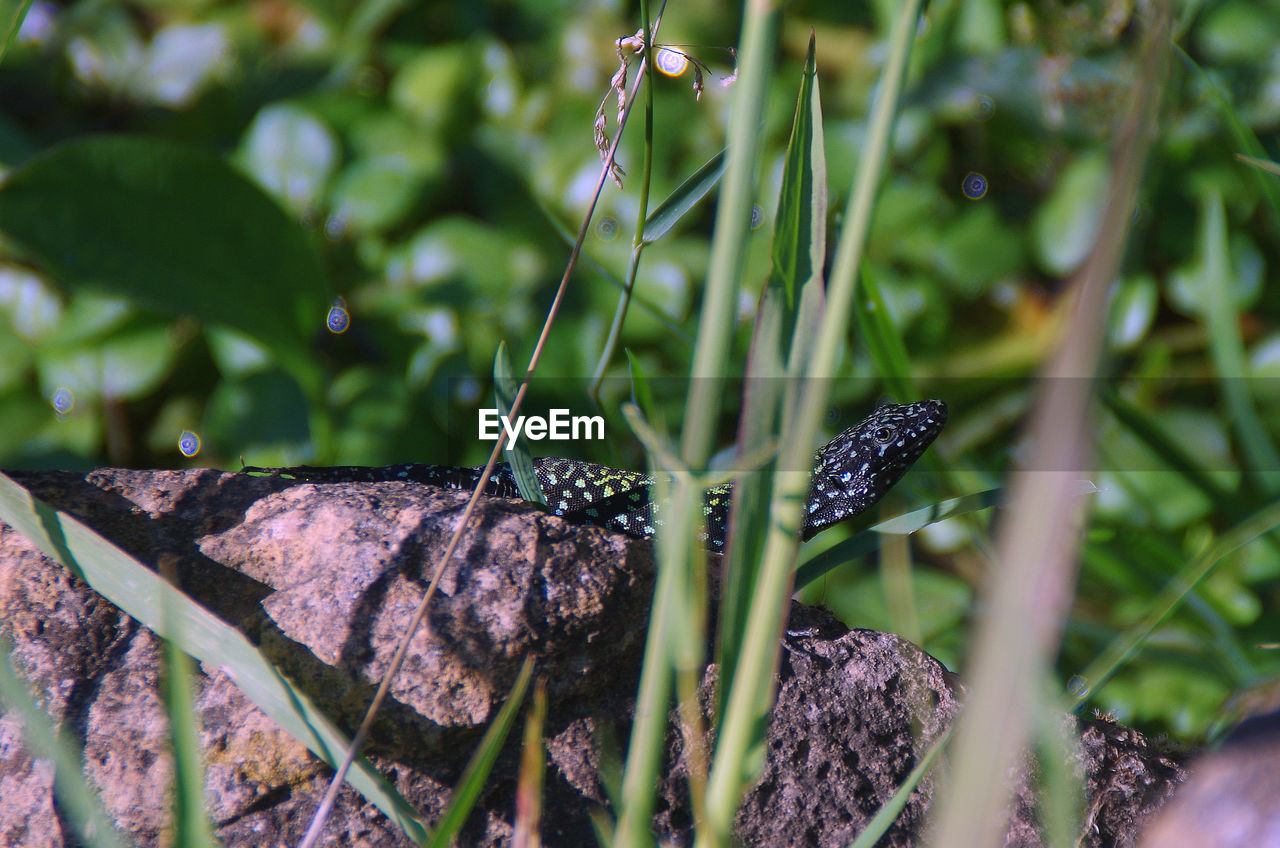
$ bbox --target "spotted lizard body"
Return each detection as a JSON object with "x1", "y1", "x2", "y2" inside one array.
[{"x1": 243, "y1": 399, "x2": 946, "y2": 552}]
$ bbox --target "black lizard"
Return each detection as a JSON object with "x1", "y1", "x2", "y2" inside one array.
[{"x1": 243, "y1": 399, "x2": 946, "y2": 552}]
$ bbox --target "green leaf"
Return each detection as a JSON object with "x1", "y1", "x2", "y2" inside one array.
[
  {"x1": 493, "y1": 341, "x2": 546, "y2": 505},
  {"x1": 1106, "y1": 274, "x2": 1157, "y2": 350},
  {"x1": 0, "y1": 473, "x2": 429, "y2": 844},
  {"x1": 238, "y1": 103, "x2": 340, "y2": 215},
  {"x1": 329, "y1": 158, "x2": 425, "y2": 233},
  {"x1": 0, "y1": 135, "x2": 331, "y2": 382},
  {"x1": 642, "y1": 148, "x2": 726, "y2": 245},
  {"x1": 1031, "y1": 153, "x2": 1109, "y2": 276}
]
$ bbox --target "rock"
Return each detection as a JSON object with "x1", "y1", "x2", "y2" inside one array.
[
  {"x1": 1137, "y1": 707, "x2": 1280, "y2": 848},
  {"x1": 0, "y1": 468, "x2": 1187, "y2": 846}
]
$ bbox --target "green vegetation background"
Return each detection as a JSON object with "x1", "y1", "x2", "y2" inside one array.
[{"x1": 1, "y1": 0, "x2": 1278, "y2": 744}]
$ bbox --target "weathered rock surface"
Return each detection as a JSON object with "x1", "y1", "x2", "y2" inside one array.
[{"x1": 0, "y1": 468, "x2": 1187, "y2": 846}]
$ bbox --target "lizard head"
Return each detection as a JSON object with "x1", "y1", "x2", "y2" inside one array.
[{"x1": 802, "y1": 399, "x2": 947, "y2": 539}]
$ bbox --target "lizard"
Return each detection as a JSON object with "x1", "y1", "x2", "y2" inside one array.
[{"x1": 242, "y1": 399, "x2": 946, "y2": 552}]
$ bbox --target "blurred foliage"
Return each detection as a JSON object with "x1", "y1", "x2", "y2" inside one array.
[{"x1": 1, "y1": 0, "x2": 1279, "y2": 744}]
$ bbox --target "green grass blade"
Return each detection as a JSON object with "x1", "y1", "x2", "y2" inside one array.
[
  {"x1": 0, "y1": 630, "x2": 134, "y2": 848},
  {"x1": 717, "y1": 31, "x2": 825, "y2": 723},
  {"x1": 625, "y1": 349, "x2": 658, "y2": 426},
  {"x1": 1199, "y1": 190, "x2": 1280, "y2": 493},
  {"x1": 513, "y1": 682, "x2": 548, "y2": 848},
  {"x1": 766, "y1": 31, "x2": 826, "y2": 310},
  {"x1": 1235, "y1": 153, "x2": 1280, "y2": 178},
  {"x1": 493, "y1": 341, "x2": 547, "y2": 505},
  {"x1": 1101, "y1": 388, "x2": 1246, "y2": 512},
  {"x1": 0, "y1": 473, "x2": 430, "y2": 845},
  {"x1": 703, "y1": 0, "x2": 923, "y2": 835},
  {"x1": 162, "y1": 637, "x2": 220, "y2": 848},
  {"x1": 854, "y1": 265, "x2": 916, "y2": 402},
  {"x1": 846, "y1": 728, "x2": 951, "y2": 848},
  {"x1": 795, "y1": 487, "x2": 1007, "y2": 588},
  {"x1": 1175, "y1": 43, "x2": 1280, "y2": 225},
  {"x1": 641, "y1": 148, "x2": 726, "y2": 245},
  {"x1": 535, "y1": 195, "x2": 692, "y2": 342},
  {"x1": 427, "y1": 656, "x2": 534, "y2": 847},
  {"x1": 0, "y1": 0, "x2": 33, "y2": 64},
  {"x1": 1068, "y1": 498, "x2": 1280, "y2": 712},
  {"x1": 678, "y1": 0, "x2": 777, "y2": 467}
]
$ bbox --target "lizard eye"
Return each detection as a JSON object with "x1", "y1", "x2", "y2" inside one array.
[{"x1": 873, "y1": 426, "x2": 895, "y2": 444}]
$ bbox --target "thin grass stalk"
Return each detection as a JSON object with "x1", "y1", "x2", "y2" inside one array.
[
  {"x1": 701, "y1": 0, "x2": 922, "y2": 838},
  {"x1": 296, "y1": 35, "x2": 658, "y2": 848},
  {"x1": 928, "y1": 8, "x2": 1170, "y2": 845},
  {"x1": 590, "y1": 0, "x2": 664, "y2": 399},
  {"x1": 512, "y1": 682, "x2": 548, "y2": 848}
]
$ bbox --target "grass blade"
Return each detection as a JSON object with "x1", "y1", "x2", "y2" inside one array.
[
  {"x1": 795, "y1": 488, "x2": 1007, "y2": 588},
  {"x1": 156, "y1": 554, "x2": 220, "y2": 848},
  {"x1": 162, "y1": 638, "x2": 220, "y2": 848},
  {"x1": 703, "y1": 0, "x2": 923, "y2": 836},
  {"x1": 1100, "y1": 388, "x2": 1245, "y2": 512},
  {"x1": 641, "y1": 148, "x2": 727, "y2": 245},
  {"x1": 1199, "y1": 190, "x2": 1280, "y2": 493},
  {"x1": 766, "y1": 31, "x2": 826, "y2": 311},
  {"x1": 0, "y1": 0, "x2": 33, "y2": 64},
  {"x1": 846, "y1": 728, "x2": 951, "y2": 848},
  {"x1": 1068, "y1": 499, "x2": 1280, "y2": 712},
  {"x1": 0, "y1": 630, "x2": 133, "y2": 848},
  {"x1": 512, "y1": 681, "x2": 547, "y2": 848},
  {"x1": 428, "y1": 656, "x2": 535, "y2": 847},
  {"x1": 1175, "y1": 43, "x2": 1280, "y2": 225},
  {"x1": 1235, "y1": 153, "x2": 1280, "y2": 178},
  {"x1": 717, "y1": 30, "x2": 826, "y2": 724},
  {"x1": 494, "y1": 341, "x2": 547, "y2": 506},
  {"x1": 854, "y1": 265, "x2": 916, "y2": 402}
]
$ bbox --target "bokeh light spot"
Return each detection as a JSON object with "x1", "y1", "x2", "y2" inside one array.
[
  {"x1": 973, "y1": 94, "x2": 995, "y2": 122},
  {"x1": 178, "y1": 430, "x2": 202, "y2": 457},
  {"x1": 595, "y1": 216, "x2": 619, "y2": 241},
  {"x1": 327, "y1": 297, "x2": 351, "y2": 334},
  {"x1": 655, "y1": 48, "x2": 688, "y2": 77},
  {"x1": 961, "y1": 171, "x2": 988, "y2": 200},
  {"x1": 50, "y1": 387, "x2": 74, "y2": 416}
]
